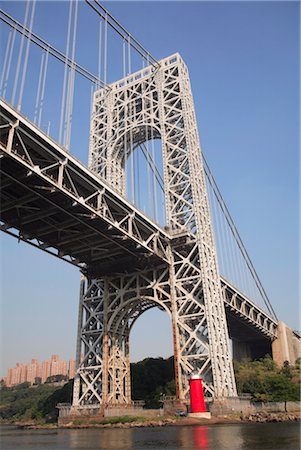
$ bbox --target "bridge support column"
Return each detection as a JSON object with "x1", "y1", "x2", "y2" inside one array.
[
  {"x1": 88, "y1": 53, "x2": 238, "y2": 400},
  {"x1": 72, "y1": 277, "x2": 107, "y2": 410},
  {"x1": 272, "y1": 321, "x2": 301, "y2": 367},
  {"x1": 107, "y1": 331, "x2": 131, "y2": 405}
]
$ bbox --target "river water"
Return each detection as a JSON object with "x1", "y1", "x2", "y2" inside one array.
[{"x1": 1, "y1": 422, "x2": 300, "y2": 450}]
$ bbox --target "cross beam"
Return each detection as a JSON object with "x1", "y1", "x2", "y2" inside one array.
[{"x1": 0, "y1": 99, "x2": 170, "y2": 275}]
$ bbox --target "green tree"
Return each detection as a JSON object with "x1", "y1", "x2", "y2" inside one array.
[
  {"x1": 131, "y1": 356, "x2": 175, "y2": 408},
  {"x1": 234, "y1": 356, "x2": 301, "y2": 409},
  {"x1": 265, "y1": 372, "x2": 299, "y2": 411}
]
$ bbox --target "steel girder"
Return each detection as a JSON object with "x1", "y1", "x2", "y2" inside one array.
[
  {"x1": 0, "y1": 100, "x2": 170, "y2": 274},
  {"x1": 221, "y1": 277, "x2": 277, "y2": 339}
]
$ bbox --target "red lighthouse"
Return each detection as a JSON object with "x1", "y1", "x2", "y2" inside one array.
[{"x1": 189, "y1": 373, "x2": 206, "y2": 413}]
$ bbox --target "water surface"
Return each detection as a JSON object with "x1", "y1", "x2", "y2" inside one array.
[{"x1": 1, "y1": 422, "x2": 300, "y2": 450}]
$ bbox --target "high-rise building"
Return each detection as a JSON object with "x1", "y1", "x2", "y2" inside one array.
[
  {"x1": 69, "y1": 359, "x2": 76, "y2": 379},
  {"x1": 4, "y1": 355, "x2": 74, "y2": 387},
  {"x1": 41, "y1": 360, "x2": 50, "y2": 383},
  {"x1": 50, "y1": 355, "x2": 61, "y2": 376},
  {"x1": 20, "y1": 364, "x2": 27, "y2": 384},
  {"x1": 26, "y1": 359, "x2": 40, "y2": 384},
  {"x1": 5, "y1": 368, "x2": 14, "y2": 387}
]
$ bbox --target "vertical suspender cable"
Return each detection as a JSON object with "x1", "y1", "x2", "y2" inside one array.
[
  {"x1": 103, "y1": 12, "x2": 107, "y2": 85},
  {"x1": 98, "y1": 18, "x2": 102, "y2": 83},
  {"x1": 17, "y1": 0, "x2": 36, "y2": 111},
  {"x1": 151, "y1": 126, "x2": 158, "y2": 222},
  {"x1": 63, "y1": 7, "x2": 74, "y2": 148},
  {"x1": 221, "y1": 202, "x2": 232, "y2": 283},
  {"x1": 65, "y1": 0, "x2": 78, "y2": 150},
  {"x1": 88, "y1": 82, "x2": 95, "y2": 169},
  {"x1": 122, "y1": 39, "x2": 126, "y2": 78},
  {"x1": 146, "y1": 137, "x2": 152, "y2": 217},
  {"x1": 34, "y1": 50, "x2": 45, "y2": 123},
  {"x1": 2, "y1": 24, "x2": 17, "y2": 98},
  {"x1": 59, "y1": 0, "x2": 72, "y2": 144},
  {"x1": 37, "y1": 48, "x2": 48, "y2": 128},
  {"x1": 146, "y1": 52, "x2": 154, "y2": 217},
  {"x1": 89, "y1": 84, "x2": 94, "y2": 117},
  {"x1": 0, "y1": 29, "x2": 12, "y2": 95},
  {"x1": 236, "y1": 240, "x2": 245, "y2": 295},
  {"x1": 137, "y1": 142, "x2": 140, "y2": 208},
  {"x1": 210, "y1": 185, "x2": 221, "y2": 269},
  {"x1": 122, "y1": 39, "x2": 127, "y2": 194},
  {"x1": 128, "y1": 37, "x2": 134, "y2": 203},
  {"x1": 229, "y1": 225, "x2": 239, "y2": 290},
  {"x1": 11, "y1": 0, "x2": 30, "y2": 106}
]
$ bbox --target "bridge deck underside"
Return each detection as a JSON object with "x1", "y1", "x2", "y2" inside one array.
[
  {"x1": 0, "y1": 100, "x2": 278, "y2": 341},
  {"x1": 0, "y1": 101, "x2": 168, "y2": 276},
  {"x1": 1, "y1": 159, "x2": 162, "y2": 275}
]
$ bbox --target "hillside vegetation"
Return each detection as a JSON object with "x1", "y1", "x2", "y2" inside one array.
[
  {"x1": 234, "y1": 356, "x2": 300, "y2": 406},
  {"x1": 0, "y1": 355, "x2": 299, "y2": 422},
  {"x1": 0, "y1": 381, "x2": 72, "y2": 422}
]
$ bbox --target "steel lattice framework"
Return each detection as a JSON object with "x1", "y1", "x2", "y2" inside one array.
[
  {"x1": 73, "y1": 54, "x2": 238, "y2": 407},
  {"x1": 0, "y1": 98, "x2": 278, "y2": 347},
  {"x1": 0, "y1": 93, "x2": 278, "y2": 409},
  {"x1": 1, "y1": 1, "x2": 293, "y2": 415}
]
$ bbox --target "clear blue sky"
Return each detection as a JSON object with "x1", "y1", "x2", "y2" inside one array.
[{"x1": 0, "y1": 1, "x2": 299, "y2": 377}]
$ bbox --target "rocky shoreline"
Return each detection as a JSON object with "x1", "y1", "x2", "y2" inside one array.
[
  {"x1": 10, "y1": 411, "x2": 300, "y2": 430},
  {"x1": 240, "y1": 411, "x2": 300, "y2": 423}
]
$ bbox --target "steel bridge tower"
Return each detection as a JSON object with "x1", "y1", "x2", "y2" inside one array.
[{"x1": 72, "y1": 54, "x2": 237, "y2": 410}]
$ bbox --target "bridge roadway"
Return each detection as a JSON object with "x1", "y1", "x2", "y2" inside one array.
[{"x1": 0, "y1": 100, "x2": 277, "y2": 342}]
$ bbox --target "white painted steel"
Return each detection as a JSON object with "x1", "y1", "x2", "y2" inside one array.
[
  {"x1": 0, "y1": 86, "x2": 278, "y2": 408},
  {"x1": 76, "y1": 54, "x2": 238, "y2": 406}
]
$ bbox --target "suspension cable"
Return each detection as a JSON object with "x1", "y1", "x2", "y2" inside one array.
[
  {"x1": 59, "y1": 0, "x2": 73, "y2": 144},
  {"x1": 17, "y1": 0, "x2": 36, "y2": 111},
  {"x1": 11, "y1": 1, "x2": 30, "y2": 106},
  {"x1": 0, "y1": 9, "x2": 106, "y2": 88},
  {"x1": 138, "y1": 142, "x2": 164, "y2": 191},
  {"x1": 98, "y1": 18, "x2": 102, "y2": 81},
  {"x1": 203, "y1": 153, "x2": 277, "y2": 320},
  {"x1": 85, "y1": 0, "x2": 159, "y2": 67},
  {"x1": 1, "y1": 24, "x2": 17, "y2": 98},
  {"x1": 34, "y1": 50, "x2": 45, "y2": 123},
  {"x1": 103, "y1": 11, "x2": 107, "y2": 85},
  {"x1": 37, "y1": 48, "x2": 48, "y2": 128},
  {"x1": 64, "y1": 0, "x2": 78, "y2": 150},
  {"x1": 0, "y1": 28, "x2": 12, "y2": 94}
]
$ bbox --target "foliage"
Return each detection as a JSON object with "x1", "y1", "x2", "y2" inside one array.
[
  {"x1": 3, "y1": 355, "x2": 299, "y2": 422},
  {"x1": 45, "y1": 374, "x2": 69, "y2": 384},
  {"x1": 0, "y1": 356, "x2": 175, "y2": 422},
  {"x1": 0, "y1": 380, "x2": 73, "y2": 423},
  {"x1": 233, "y1": 356, "x2": 300, "y2": 406},
  {"x1": 0, "y1": 383, "x2": 58, "y2": 421},
  {"x1": 131, "y1": 356, "x2": 175, "y2": 408},
  {"x1": 38, "y1": 379, "x2": 73, "y2": 421}
]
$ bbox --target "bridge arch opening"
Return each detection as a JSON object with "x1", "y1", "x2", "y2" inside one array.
[
  {"x1": 129, "y1": 307, "x2": 175, "y2": 407},
  {"x1": 106, "y1": 295, "x2": 174, "y2": 406},
  {"x1": 125, "y1": 136, "x2": 166, "y2": 227},
  {"x1": 109, "y1": 122, "x2": 166, "y2": 227}
]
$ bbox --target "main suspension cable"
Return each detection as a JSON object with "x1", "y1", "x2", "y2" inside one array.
[{"x1": 203, "y1": 153, "x2": 277, "y2": 320}]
